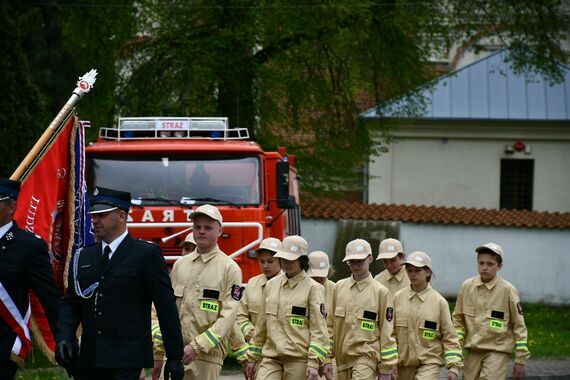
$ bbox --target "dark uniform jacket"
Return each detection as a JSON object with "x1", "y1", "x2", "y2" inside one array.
[
  {"x1": 57, "y1": 234, "x2": 184, "y2": 369},
  {"x1": 0, "y1": 222, "x2": 61, "y2": 362}
]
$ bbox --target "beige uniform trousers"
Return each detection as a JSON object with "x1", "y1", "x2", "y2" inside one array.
[
  {"x1": 183, "y1": 359, "x2": 222, "y2": 380},
  {"x1": 337, "y1": 363, "x2": 376, "y2": 380},
  {"x1": 463, "y1": 350, "x2": 509, "y2": 380},
  {"x1": 397, "y1": 364, "x2": 440, "y2": 380},
  {"x1": 256, "y1": 358, "x2": 307, "y2": 380}
]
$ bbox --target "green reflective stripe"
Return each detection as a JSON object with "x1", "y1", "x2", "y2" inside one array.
[
  {"x1": 329, "y1": 339, "x2": 334, "y2": 348},
  {"x1": 381, "y1": 347, "x2": 398, "y2": 360},
  {"x1": 309, "y1": 342, "x2": 328, "y2": 360},
  {"x1": 234, "y1": 344, "x2": 249, "y2": 359},
  {"x1": 456, "y1": 329, "x2": 465, "y2": 338},
  {"x1": 240, "y1": 321, "x2": 252, "y2": 335},
  {"x1": 154, "y1": 334, "x2": 163, "y2": 344},
  {"x1": 249, "y1": 344, "x2": 263, "y2": 354},
  {"x1": 445, "y1": 350, "x2": 463, "y2": 359},
  {"x1": 203, "y1": 328, "x2": 220, "y2": 347},
  {"x1": 516, "y1": 341, "x2": 529, "y2": 351}
]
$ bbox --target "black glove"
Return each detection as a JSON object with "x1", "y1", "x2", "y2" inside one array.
[
  {"x1": 55, "y1": 340, "x2": 77, "y2": 367},
  {"x1": 163, "y1": 358, "x2": 184, "y2": 380}
]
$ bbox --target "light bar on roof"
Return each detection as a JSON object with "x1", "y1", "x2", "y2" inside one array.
[{"x1": 189, "y1": 118, "x2": 228, "y2": 130}]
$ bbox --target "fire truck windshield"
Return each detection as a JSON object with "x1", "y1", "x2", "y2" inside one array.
[{"x1": 88, "y1": 155, "x2": 261, "y2": 205}]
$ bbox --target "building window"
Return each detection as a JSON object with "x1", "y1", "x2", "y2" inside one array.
[{"x1": 500, "y1": 159, "x2": 534, "y2": 210}]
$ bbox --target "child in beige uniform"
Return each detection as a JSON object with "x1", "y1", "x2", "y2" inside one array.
[
  {"x1": 392, "y1": 251, "x2": 462, "y2": 380},
  {"x1": 332, "y1": 239, "x2": 398, "y2": 380},
  {"x1": 452, "y1": 243, "x2": 529, "y2": 380},
  {"x1": 374, "y1": 238, "x2": 410, "y2": 296}
]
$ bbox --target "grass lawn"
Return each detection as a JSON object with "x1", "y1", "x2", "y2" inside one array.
[{"x1": 15, "y1": 303, "x2": 570, "y2": 379}]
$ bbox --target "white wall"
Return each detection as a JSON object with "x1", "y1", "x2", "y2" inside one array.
[
  {"x1": 302, "y1": 218, "x2": 337, "y2": 255},
  {"x1": 302, "y1": 217, "x2": 570, "y2": 305},
  {"x1": 401, "y1": 223, "x2": 570, "y2": 304},
  {"x1": 368, "y1": 137, "x2": 570, "y2": 212}
]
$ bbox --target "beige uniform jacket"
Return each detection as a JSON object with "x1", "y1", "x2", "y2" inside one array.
[
  {"x1": 392, "y1": 286, "x2": 463, "y2": 372},
  {"x1": 154, "y1": 246, "x2": 243, "y2": 365},
  {"x1": 249, "y1": 271, "x2": 329, "y2": 369},
  {"x1": 452, "y1": 276, "x2": 530, "y2": 364},
  {"x1": 237, "y1": 271, "x2": 283, "y2": 341},
  {"x1": 332, "y1": 273, "x2": 398, "y2": 374},
  {"x1": 374, "y1": 267, "x2": 410, "y2": 296}
]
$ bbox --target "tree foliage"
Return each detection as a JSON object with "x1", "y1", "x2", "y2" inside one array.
[{"x1": 1, "y1": 0, "x2": 568, "y2": 196}]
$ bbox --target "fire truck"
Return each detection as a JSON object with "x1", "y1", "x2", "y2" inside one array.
[{"x1": 85, "y1": 116, "x2": 301, "y2": 281}]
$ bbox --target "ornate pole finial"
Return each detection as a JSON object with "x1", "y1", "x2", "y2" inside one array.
[{"x1": 75, "y1": 69, "x2": 98, "y2": 95}]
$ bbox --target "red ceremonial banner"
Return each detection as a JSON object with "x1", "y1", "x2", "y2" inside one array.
[{"x1": 13, "y1": 114, "x2": 77, "y2": 361}]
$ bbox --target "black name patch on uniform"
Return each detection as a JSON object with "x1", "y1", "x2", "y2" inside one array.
[
  {"x1": 517, "y1": 302, "x2": 524, "y2": 315},
  {"x1": 363, "y1": 310, "x2": 377, "y2": 320},
  {"x1": 386, "y1": 307, "x2": 393, "y2": 322},
  {"x1": 424, "y1": 320, "x2": 438, "y2": 330},
  {"x1": 320, "y1": 303, "x2": 326, "y2": 317},
  {"x1": 231, "y1": 285, "x2": 244, "y2": 301},
  {"x1": 292, "y1": 306, "x2": 307, "y2": 316},
  {"x1": 203, "y1": 289, "x2": 220, "y2": 299},
  {"x1": 491, "y1": 310, "x2": 505, "y2": 319}
]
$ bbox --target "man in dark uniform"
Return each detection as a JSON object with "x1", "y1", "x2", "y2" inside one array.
[
  {"x1": 0, "y1": 178, "x2": 62, "y2": 380},
  {"x1": 56, "y1": 186, "x2": 184, "y2": 380}
]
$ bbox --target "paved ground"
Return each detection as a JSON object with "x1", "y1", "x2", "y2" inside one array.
[{"x1": 220, "y1": 359, "x2": 570, "y2": 379}]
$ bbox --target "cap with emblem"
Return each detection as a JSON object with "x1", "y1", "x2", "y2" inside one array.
[
  {"x1": 190, "y1": 204, "x2": 223, "y2": 225},
  {"x1": 475, "y1": 242, "x2": 503, "y2": 257},
  {"x1": 254, "y1": 237, "x2": 281, "y2": 257},
  {"x1": 307, "y1": 251, "x2": 330, "y2": 277},
  {"x1": 0, "y1": 178, "x2": 20, "y2": 201},
  {"x1": 376, "y1": 238, "x2": 404, "y2": 260},
  {"x1": 405, "y1": 251, "x2": 432, "y2": 268},
  {"x1": 274, "y1": 235, "x2": 308, "y2": 261},
  {"x1": 89, "y1": 186, "x2": 131, "y2": 214},
  {"x1": 343, "y1": 239, "x2": 372, "y2": 262}
]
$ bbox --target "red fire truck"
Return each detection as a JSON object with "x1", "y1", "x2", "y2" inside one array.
[{"x1": 85, "y1": 116, "x2": 301, "y2": 281}]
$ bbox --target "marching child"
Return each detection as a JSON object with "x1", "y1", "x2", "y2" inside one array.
[
  {"x1": 452, "y1": 243, "x2": 529, "y2": 380},
  {"x1": 392, "y1": 251, "x2": 462, "y2": 379},
  {"x1": 332, "y1": 239, "x2": 398, "y2": 380}
]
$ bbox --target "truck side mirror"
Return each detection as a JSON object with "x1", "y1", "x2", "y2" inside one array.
[{"x1": 276, "y1": 161, "x2": 293, "y2": 209}]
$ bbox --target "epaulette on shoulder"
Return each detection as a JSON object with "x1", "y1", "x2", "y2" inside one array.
[
  {"x1": 137, "y1": 238, "x2": 156, "y2": 246},
  {"x1": 21, "y1": 229, "x2": 43, "y2": 240}
]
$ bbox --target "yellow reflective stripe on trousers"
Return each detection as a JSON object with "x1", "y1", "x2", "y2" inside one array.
[
  {"x1": 309, "y1": 342, "x2": 328, "y2": 360},
  {"x1": 203, "y1": 328, "x2": 220, "y2": 347},
  {"x1": 515, "y1": 341, "x2": 529, "y2": 351},
  {"x1": 381, "y1": 346, "x2": 398, "y2": 360},
  {"x1": 240, "y1": 321, "x2": 252, "y2": 335},
  {"x1": 444, "y1": 350, "x2": 463, "y2": 359},
  {"x1": 234, "y1": 344, "x2": 249, "y2": 361},
  {"x1": 456, "y1": 329, "x2": 465, "y2": 339},
  {"x1": 329, "y1": 339, "x2": 334, "y2": 349}
]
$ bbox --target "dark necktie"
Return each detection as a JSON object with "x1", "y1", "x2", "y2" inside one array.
[{"x1": 102, "y1": 245, "x2": 112, "y2": 267}]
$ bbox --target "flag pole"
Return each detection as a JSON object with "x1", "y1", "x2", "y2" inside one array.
[{"x1": 10, "y1": 69, "x2": 98, "y2": 182}]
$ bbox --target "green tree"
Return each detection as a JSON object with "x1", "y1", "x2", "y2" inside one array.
[
  {"x1": 0, "y1": 2, "x2": 47, "y2": 176},
  {"x1": 115, "y1": 0, "x2": 569, "y2": 197},
  {"x1": 2, "y1": 1, "x2": 568, "y2": 196}
]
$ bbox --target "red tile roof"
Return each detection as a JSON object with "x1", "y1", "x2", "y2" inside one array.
[{"x1": 301, "y1": 200, "x2": 570, "y2": 229}]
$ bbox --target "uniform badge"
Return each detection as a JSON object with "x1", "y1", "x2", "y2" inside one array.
[
  {"x1": 6, "y1": 232, "x2": 13, "y2": 241},
  {"x1": 517, "y1": 302, "x2": 524, "y2": 315},
  {"x1": 386, "y1": 307, "x2": 393, "y2": 322},
  {"x1": 231, "y1": 284, "x2": 244, "y2": 301},
  {"x1": 320, "y1": 303, "x2": 326, "y2": 317}
]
